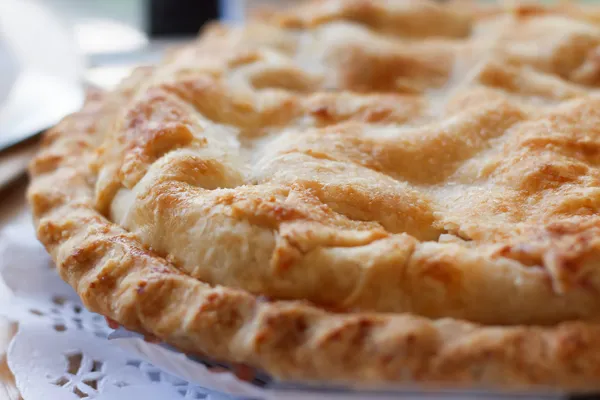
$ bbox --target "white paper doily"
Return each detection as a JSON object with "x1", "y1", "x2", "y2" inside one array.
[{"x1": 0, "y1": 214, "x2": 246, "y2": 400}]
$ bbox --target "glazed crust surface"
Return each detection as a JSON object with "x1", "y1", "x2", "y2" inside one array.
[{"x1": 27, "y1": 0, "x2": 600, "y2": 389}]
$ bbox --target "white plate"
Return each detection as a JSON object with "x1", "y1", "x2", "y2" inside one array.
[
  {"x1": 0, "y1": 72, "x2": 84, "y2": 150},
  {"x1": 0, "y1": 0, "x2": 84, "y2": 150},
  {"x1": 0, "y1": 32, "x2": 18, "y2": 108}
]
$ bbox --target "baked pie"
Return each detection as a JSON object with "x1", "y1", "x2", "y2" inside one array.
[{"x1": 28, "y1": 0, "x2": 600, "y2": 389}]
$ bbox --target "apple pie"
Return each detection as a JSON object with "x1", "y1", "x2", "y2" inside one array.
[{"x1": 28, "y1": 0, "x2": 600, "y2": 389}]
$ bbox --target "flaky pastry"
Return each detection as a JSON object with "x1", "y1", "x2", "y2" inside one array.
[{"x1": 28, "y1": 0, "x2": 600, "y2": 390}]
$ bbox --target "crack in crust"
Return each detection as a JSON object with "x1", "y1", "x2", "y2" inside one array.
[{"x1": 27, "y1": 0, "x2": 600, "y2": 389}]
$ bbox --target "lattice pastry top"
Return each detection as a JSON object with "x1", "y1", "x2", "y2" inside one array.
[{"x1": 28, "y1": 0, "x2": 600, "y2": 389}]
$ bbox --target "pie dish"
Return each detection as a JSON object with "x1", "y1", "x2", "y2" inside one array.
[{"x1": 27, "y1": 0, "x2": 600, "y2": 389}]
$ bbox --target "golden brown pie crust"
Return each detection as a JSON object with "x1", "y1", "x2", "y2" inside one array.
[{"x1": 28, "y1": 0, "x2": 600, "y2": 389}]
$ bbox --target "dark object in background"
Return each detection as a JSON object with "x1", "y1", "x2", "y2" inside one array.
[{"x1": 148, "y1": 0, "x2": 220, "y2": 37}]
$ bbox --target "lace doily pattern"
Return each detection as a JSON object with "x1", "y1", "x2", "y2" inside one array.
[{"x1": 0, "y1": 221, "x2": 236, "y2": 400}]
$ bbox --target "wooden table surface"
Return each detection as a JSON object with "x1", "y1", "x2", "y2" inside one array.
[{"x1": 0, "y1": 179, "x2": 30, "y2": 400}]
